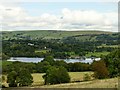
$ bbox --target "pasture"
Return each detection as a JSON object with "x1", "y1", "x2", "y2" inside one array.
[
  {"x1": 1, "y1": 72, "x2": 119, "y2": 88},
  {"x1": 2, "y1": 30, "x2": 112, "y2": 40},
  {"x1": 31, "y1": 72, "x2": 94, "y2": 86},
  {"x1": 39, "y1": 78, "x2": 118, "y2": 88},
  {"x1": 97, "y1": 45, "x2": 118, "y2": 48},
  {"x1": 86, "y1": 51, "x2": 110, "y2": 57},
  {"x1": 2, "y1": 72, "x2": 94, "y2": 87}
]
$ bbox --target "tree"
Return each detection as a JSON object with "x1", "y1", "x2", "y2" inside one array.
[
  {"x1": 36, "y1": 61, "x2": 51, "y2": 73},
  {"x1": 16, "y1": 69, "x2": 33, "y2": 86},
  {"x1": 41, "y1": 56, "x2": 55, "y2": 65},
  {"x1": 1, "y1": 53, "x2": 10, "y2": 60},
  {"x1": 92, "y1": 60, "x2": 109, "y2": 79},
  {"x1": 103, "y1": 49, "x2": 120, "y2": 77},
  {"x1": 54, "y1": 60, "x2": 68, "y2": 69},
  {"x1": 43, "y1": 66, "x2": 70, "y2": 85},
  {"x1": 7, "y1": 71, "x2": 17, "y2": 87},
  {"x1": 7, "y1": 69, "x2": 33, "y2": 87}
]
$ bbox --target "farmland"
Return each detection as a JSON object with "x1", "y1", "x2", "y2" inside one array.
[
  {"x1": 2, "y1": 30, "x2": 113, "y2": 40},
  {"x1": 1, "y1": 72, "x2": 118, "y2": 88},
  {"x1": 1, "y1": 72, "x2": 94, "y2": 87},
  {"x1": 85, "y1": 51, "x2": 110, "y2": 57},
  {"x1": 2, "y1": 71, "x2": 119, "y2": 88},
  {"x1": 31, "y1": 72, "x2": 94, "y2": 86},
  {"x1": 2, "y1": 30, "x2": 119, "y2": 59},
  {"x1": 39, "y1": 78, "x2": 118, "y2": 88}
]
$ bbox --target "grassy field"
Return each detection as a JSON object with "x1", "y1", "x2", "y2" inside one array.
[
  {"x1": 38, "y1": 78, "x2": 118, "y2": 88},
  {"x1": 31, "y1": 72, "x2": 94, "y2": 86},
  {"x1": 2, "y1": 30, "x2": 113, "y2": 40},
  {"x1": 35, "y1": 50, "x2": 50, "y2": 54},
  {"x1": 2, "y1": 72, "x2": 94, "y2": 87},
  {"x1": 31, "y1": 73, "x2": 45, "y2": 86},
  {"x1": 86, "y1": 52, "x2": 110, "y2": 57},
  {"x1": 1, "y1": 72, "x2": 119, "y2": 88},
  {"x1": 97, "y1": 45, "x2": 118, "y2": 48}
]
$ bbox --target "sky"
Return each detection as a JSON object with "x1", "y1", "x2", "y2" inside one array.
[{"x1": 0, "y1": 2, "x2": 118, "y2": 32}]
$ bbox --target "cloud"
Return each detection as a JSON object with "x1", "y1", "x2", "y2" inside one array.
[
  {"x1": 61, "y1": 8, "x2": 117, "y2": 31},
  {"x1": 0, "y1": 3, "x2": 118, "y2": 32}
]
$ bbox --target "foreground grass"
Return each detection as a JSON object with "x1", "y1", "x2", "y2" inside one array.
[{"x1": 37, "y1": 78, "x2": 118, "y2": 88}]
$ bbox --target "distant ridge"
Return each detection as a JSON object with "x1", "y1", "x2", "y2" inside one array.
[{"x1": 2, "y1": 30, "x2": 116, "y2": 40}]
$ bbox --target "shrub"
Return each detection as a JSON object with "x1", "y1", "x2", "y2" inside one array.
[
  {"x1": 92, "y1": 60, "x2": 109, "y2": 79},
  {"x1": 1, "y1": 75, "x2": 5, "y2": 83},
  {"x1": 83, "y1": 73, "x2": 91, "y2": 81},
  {"x1": 43, "y1": 66, "x2": 70, "y2": 85},
  {"x1": 1, "y1": 53, "x2": 10, "y2": 60}
]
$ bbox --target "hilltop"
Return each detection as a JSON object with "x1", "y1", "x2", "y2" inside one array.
[{"x1": 2, "y1": 30, "x2": 114, "y2": 40}]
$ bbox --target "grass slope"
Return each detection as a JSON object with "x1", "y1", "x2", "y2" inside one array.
[
  {"x1": 2, "y1": 30, "x2": 113, "y2": 40},
  {"x1": 39, "y1": 78, "x2": 118, "y2": 88}
]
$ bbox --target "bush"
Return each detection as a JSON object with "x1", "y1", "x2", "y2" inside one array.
[
  {"x1": 1, "y1": 53, "x2": 10, "y2": 60},
  {"x1": 83, "y1": 73, "x2": 91, "y2": 81},
  {"x1": 92, "y1": 60, "x2": 109, "y2": 79},
  {"x1": 1, "y1": 75, "x2": 5, "y2": 83},
  {"x1": 43, "y1": 66, "x2": 70, "y2": 85}
]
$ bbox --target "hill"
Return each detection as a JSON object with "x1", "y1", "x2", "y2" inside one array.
[{"x1": 2, "y1": 30, "x2": 113, "y2": 40}]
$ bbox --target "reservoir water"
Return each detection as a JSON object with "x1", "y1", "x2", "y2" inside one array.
[{"x1": 7, "y1": 57, "x2": 101, "y2": 64}]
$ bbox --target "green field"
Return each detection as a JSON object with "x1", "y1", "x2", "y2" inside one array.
[
  {"x1": 35, "y1": 50, "x2": 50, "y2": 53},
  {"x1": 86, "y1": 52, "x2": 110, "y2": 57},
  {"x1": 31, "y1": 72, "x2": 94, "y2": 86},
  {"x1": 97, "y1": 45, "x2": 119, "y2": 48},
  {"x1": 2, "y1": 30, "x2": 113, "y2": 40}
]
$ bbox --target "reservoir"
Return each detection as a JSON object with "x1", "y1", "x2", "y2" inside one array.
[{"x1": 7, "y1": 57, "x2": 101, "y2": 64}]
